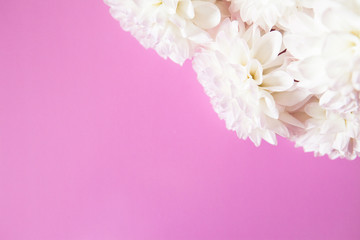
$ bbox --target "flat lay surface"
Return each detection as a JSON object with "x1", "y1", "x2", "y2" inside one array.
[{"x1": 0, "y1": 1, "x2": 360, "y2": 239}]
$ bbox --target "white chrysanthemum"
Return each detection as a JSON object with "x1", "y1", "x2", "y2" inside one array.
[
  {"x1": 284, "y1": 0, "x2": 360, "y2": 113},
  {"x1": 105, "y1": 0, "x2": 229, "y2": 65},
  {"x1": 229, "y1": 0, "x2": 299, "y2": 31},
  {"x1": 293, "y1": 99, "x2": 360, "y2": 160},
  {"x1": 192, "y1": 19, "x2": 303, "y2": 146}
]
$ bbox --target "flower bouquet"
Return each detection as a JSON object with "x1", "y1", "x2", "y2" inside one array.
[{"x1": 105, "y1": 0, "x2": 360, "y2": 160}]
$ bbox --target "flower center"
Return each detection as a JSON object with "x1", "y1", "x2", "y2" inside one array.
[
  {"x1": 351, "y1": 30, "x2": 360, "y2": 39},
  {"x1": 246, "y1": 60, "x2": 263, "y2": 85},
  {"x1": 153, "y1": 1, "x2": 163, "y2": 7}
]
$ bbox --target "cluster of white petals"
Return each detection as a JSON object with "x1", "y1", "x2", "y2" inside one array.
[
  {"x1": 193, "y1": 19, "x2": 297, "y2": 146},
  {"x1": 105, "y1": 0, "x2": 360, "y2": 160},
  {"x1": 291, "y1": 98, "x2": 360, "y2": 160},
  {"x1": 283, "y1": 0, "x2": 360, "y2": 113},
  {"x1": 230, "y1": 0, "x2": 297, "y2": 31},
  {"x1": 105, "y1": 0, "x2": 230, "y2": 64}
]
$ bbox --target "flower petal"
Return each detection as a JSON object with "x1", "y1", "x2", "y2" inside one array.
[
  {"x1": 304, "y1": 102, "x2": 325, "y2": 119},
  {"x1": 162, "y1": 0, "x2": 179, "y2": 14},
  {"x1": 252, "y1": 31, "x2": 282, "y2": 65},
  {"x1": 192, "y1": 1, "x2": 221, "y2": 29},
  {"x1": 260, "y1": 91, "x2": 279, "y2": 119},
  {"x1": 261, "y1": 70, "x2": 294, "y2": 92},
  {"x1": 177, "y1": 0, "x2": 195, "y2": 19},
  {"x1": 272, "y1": 88, "x2": 310, "y2": 107},
  {"x1": 279, "y1": 112, "x2": 305, "y2": 129}
]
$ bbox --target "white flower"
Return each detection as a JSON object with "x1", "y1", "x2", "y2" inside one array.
[
  {"x1": 104, "y1": 0, "x2": 137, "y2": 32},
  {"x1": 284, "y1": 1, "x2": 360, "y2": 113},
  {"x1": 229, "y1": 0, "x2": 298, "y2": 31},
  {"x1": 104, "y1": 0, "x2": 360, "y2": 159},
  {"x1": 105, "y1": 0, "x2": 228, "y2": 65},
  {"x1": 192, "y1": 19, "x2": 301, "y2": 146},
  {"x1": 293, "y1": 99, "x2": 360, "y2": 160}
]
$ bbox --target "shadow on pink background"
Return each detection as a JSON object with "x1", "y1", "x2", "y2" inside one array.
[{"x1": 0, "y1": 1, "x2": 359, "y2": 240}]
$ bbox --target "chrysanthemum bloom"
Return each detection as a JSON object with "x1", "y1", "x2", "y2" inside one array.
[
  {"x1": 192, "y1": 19, "x2": 305, "y2": 146},
  {"x1": 229, "y1": 0, "x2": 298, "y2": 31},
  {"x1": 105, "y1": 0, "x2": 229, "y2": 65},
  {"x1": 283, "y1": 0, "x2": 360, "y2": 113},
  {"x1": 292, "y1": 99, "x2": 360, "y2": 160}
]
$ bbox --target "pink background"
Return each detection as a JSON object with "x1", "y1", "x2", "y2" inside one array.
[{"x1": 1, "y1": 1, "x2": 360, "y2": 239}]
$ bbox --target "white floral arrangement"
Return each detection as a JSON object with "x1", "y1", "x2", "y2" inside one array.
[{"x1": 105, "y1": 0, "x2": 360, "y2": 160}]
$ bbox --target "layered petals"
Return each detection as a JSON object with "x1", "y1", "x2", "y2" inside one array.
[
  {"x1": 192, "y1": 19, "x2": 298, "y2": 146},
  {"x1": 105, "y1": 0, "x2": 360, "y2": 160},
  {"x1": 293, "y1": 100, "x2": 360, "y2": 160},
  {"x1": 105, "y1": 0, "x2": 228, "y2": 65}
]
